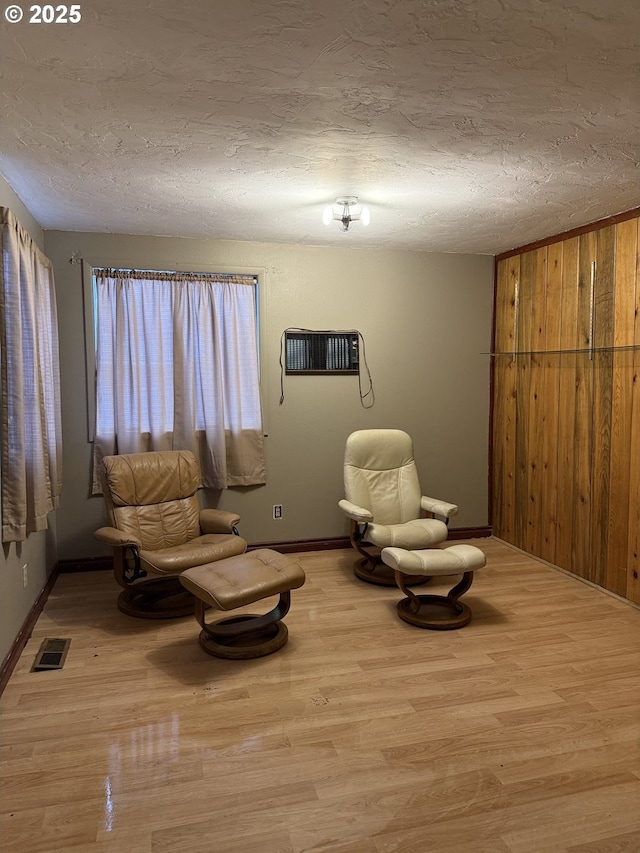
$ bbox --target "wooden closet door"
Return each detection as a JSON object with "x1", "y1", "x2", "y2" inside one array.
[
  {"x1": 590, "y1": 226, "x2": 615, "y2": 589},
  {"x1": 492, "y1": 215, "x2": 639, "y2": 604},
  {"x1": 514, "y1": 249, "x2": 537, "y2": 554},
  {"x1": 539, "y1": 241, "x2": 562, "y2": 565},
  {"x1": 554, "y1": 237, "x2": 580, "y2": 574},
  {"x1": 609, "y1": 218, "x2": 640, "y2": 602},
  {"x1": 491, "y1": 256, "x2": 518, "y2": 543},
  {"x1": 567, "y1": 231, "x2": 597, "y2": 582}
]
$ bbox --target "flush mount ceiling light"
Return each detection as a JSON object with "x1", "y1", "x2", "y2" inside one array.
[{"x1": 322, "y1": 196, "x2": 371, "y2": 232}]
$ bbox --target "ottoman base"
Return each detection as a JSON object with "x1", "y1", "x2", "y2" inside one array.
[
  {"x1": 199, "y1": 615, "x2": 288, "y2": 659},
  {"x1": 397, "y1": 594, "x2": 472, "y2": 630},
  {"x1": 180, "y1": 549, "x2": 306, "y2": 660},
  {"x1": 382, "y1": 544, "x2": 486, "y2": 631}
]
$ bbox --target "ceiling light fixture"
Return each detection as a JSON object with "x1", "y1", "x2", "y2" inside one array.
[{"x1": 322, "y1": 196, "x2": 371, "y2": 232}]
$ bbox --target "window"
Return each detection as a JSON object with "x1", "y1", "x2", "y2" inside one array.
[
  {"x1": 0, "y1": 208, "x2": 62, "y2": 543},
  {"x1": 92, "y1": 268, "x2": 265, "y2": 491}
]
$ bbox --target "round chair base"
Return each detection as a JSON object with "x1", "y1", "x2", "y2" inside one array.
[
  {"x1": 397, "y1": 594, "x2": 472, "y2": 630},
  {"x1": 355, "y1": 560, "x2": 428, "y2": 588},
  {"x1": 199, "y1": 615, "x2": 289, "y2": 659},
  {"x1": 117, "y1": 576, "x2": 195, "y2": 619}
]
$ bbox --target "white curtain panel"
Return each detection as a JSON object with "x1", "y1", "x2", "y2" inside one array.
[
  {"x1": 93, "y1": 270, "x2": 265, "y2": 492},
  {"x1": 0, "y1": 207, "x2": 62, "y2": 543}
]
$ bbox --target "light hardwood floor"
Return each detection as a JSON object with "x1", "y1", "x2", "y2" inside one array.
[{"x1": 1, "y1": 539, "x2": 639, "y2": 853}]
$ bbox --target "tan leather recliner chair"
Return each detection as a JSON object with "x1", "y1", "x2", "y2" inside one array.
[
  {"x1": 95, "y1": 450, "x2": 247, "y2": 618},
  {"x1": 338, "y1": 429, "x2": 458, "y2": 585}
]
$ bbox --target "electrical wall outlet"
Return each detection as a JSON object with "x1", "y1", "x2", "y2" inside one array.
[
  {"x1": 273, "y1": 504, "x2": 283, "y2": 520},
  {"x1": 22, "y1": 563, "x2": 28, "y2": 589}
]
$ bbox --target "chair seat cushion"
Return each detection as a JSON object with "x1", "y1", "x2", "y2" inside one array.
[
  {"x1": 140, "y1": 534, "x2": 247, "y2": 575},
  {"x1": 382, "y1": 543, "x2": 486, "y2": 576},
  {"x1": 179, "y1": 548, "x2": 306, "y2": 610},
  {"x1": 366, "y1": 518, "x2": 449, "y2": 549}
]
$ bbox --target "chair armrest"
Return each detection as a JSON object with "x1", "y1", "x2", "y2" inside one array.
[
  {"x1": 199, "y1": 509, "x2": 241, "y2": 534},
  {"x1": 338, "y1": 499, "x2": 374, "y2": 523},
  {"x1": 421, "y1": 496, "x2": 459, "y2": 519},
  {"x1": 94, "y1": 527, "x2": 142, "y2": 548}
]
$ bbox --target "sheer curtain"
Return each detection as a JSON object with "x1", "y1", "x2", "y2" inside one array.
[
  {"x1": 93, "y1": 269, "x2": 265, "y2": 491},
  {"x1": 0, "y1": 207, "x2": 63, "y2": 543}
]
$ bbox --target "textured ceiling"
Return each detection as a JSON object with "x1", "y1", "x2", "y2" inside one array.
[{"x1": 1, "y1": 0, "x2": 638, "y2": 254}]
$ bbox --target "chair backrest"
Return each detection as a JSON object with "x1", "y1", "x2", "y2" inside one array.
[
  {"x1": 343, "y1": 429, "x2": 422, "y2": 524},
  {"x1": 100, "y1": 450, "x2": 202, "y2": 550}
]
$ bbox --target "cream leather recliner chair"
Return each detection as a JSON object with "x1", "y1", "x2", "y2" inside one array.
[
  {"x1": 338, "y1": 429, "x2": 458, "y2": 585},
  {"x1": 95, "y1": 450, "x2": 247, "y2": 618}
]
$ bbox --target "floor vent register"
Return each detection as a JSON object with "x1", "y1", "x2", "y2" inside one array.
[{"x1": 31, "y1": 638, "x2": 71, "y2": 671}]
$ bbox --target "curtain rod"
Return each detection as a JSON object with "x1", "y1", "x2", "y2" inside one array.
[{"x1": 91, "y1": 267, "x2": 258, "y2": 284}]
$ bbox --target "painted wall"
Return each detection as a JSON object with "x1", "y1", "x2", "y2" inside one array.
[
  {"x1": 0, "y1": 193, "x2": 493, "y2": 667},
  {"x1": 0, "y1": 176, "x2": 58, "y2": 666},
  {"x1": 44, "y1": 231, "x2": 494, "y2": 562}
]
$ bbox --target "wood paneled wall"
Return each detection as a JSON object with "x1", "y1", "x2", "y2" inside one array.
[{"x1": 492, "y1": 215, "x2": 640, "y2": 604}]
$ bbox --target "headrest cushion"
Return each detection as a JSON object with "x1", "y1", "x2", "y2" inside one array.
[
  {"x1": 344, "y1": 429, "x2": 414, "y2": 471},
  {"x1": 101, "y1": 450, "x2": 200, "y2": 507}
]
